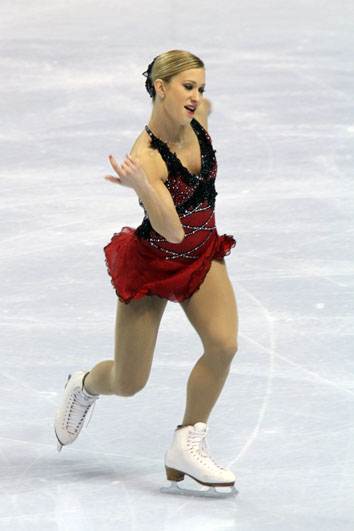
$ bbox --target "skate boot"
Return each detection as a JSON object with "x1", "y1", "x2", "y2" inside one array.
[
  {"x1": 161, "y1": 422, "x2": 238, "y2": 498},
  {"x1": 54, "y1": 370, "x2": 99, "y2": 452}
]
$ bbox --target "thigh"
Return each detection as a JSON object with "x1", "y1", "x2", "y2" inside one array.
[
  {"x1": 180, "y1": 260, "x2": 238, "y2": 352},
  {"x1": 113, "y1": 295, "x2": 168, "y2": 382}
]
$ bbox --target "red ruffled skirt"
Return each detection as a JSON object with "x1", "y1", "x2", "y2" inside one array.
[{"x1": 104, "y1": 227, "x2": 235, "y2": 304}]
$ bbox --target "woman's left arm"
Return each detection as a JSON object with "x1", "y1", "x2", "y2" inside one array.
[{"x1": 195, "y1": 97, "x2": 212, "y2": 130}]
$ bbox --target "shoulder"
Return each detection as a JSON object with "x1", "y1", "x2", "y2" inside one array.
[
  {"x1": 194, "y1": 97, "x2": 212, "y2": 131},
  {"x1": 130, "y1": 129, "x2": 168, "y2": 183}
]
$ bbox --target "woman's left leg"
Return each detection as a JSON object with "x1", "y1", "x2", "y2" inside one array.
[{"x1": 179, "y1": 259, "x2": 238, "y2": 426}]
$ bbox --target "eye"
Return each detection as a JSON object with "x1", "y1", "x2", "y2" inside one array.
[{"x1": 183, "y1": 84, "x2": 206, "y2": 94}]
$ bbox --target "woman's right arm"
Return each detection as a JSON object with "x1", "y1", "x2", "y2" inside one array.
[{"x1": 106, "y1": 153, "x2": 185, "y2": 244}]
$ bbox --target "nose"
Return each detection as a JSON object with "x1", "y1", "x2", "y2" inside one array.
[{"x1": 191, "y1": 88, "x2": 201, "y2": 104}]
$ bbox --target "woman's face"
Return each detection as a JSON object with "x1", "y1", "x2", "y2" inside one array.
[{"x1": 159, "y1": 68, "x2": 206, "y2": 125}]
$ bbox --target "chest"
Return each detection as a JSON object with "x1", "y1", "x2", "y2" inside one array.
[{"x1": 172, "y1": 133, "x2": 202, "y2": 177}]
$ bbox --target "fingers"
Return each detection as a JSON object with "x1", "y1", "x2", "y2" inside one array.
[
  {"x1": 106, "y1": 154, "x2": 139, "y2": 186},
  {"x1": 109, "y1": 154, "x2": 123, "y2": 175},
  {"x1": 109, "y1": 154, "x2": 135, "y2": 173},
  {"x1": 125, "y1": 153, "x2": 136, "y2": 164},
  {"x1": 104, "y1": 175, "x2": 122, "y2": 185},
  {"x1": 123, "y1": 154, "x2": 137, "y2": 169}
]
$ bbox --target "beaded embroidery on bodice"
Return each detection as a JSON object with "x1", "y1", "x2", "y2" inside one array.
[{"x1": 135, "y1": 119, "x2": 218, "y2": 260}]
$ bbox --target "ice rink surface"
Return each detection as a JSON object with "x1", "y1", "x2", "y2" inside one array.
[{"x1": 1, "y1": 0, "x2": 354, "y2": 529}]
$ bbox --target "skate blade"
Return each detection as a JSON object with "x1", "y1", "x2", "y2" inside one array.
[
  {"x1": 160, "y1": 481, "x2": 238, "y2": 499},
  {"x1": 54, "y1": 374, "x2": 73, "y2": 453},
  {"x1": 54, "y1": 429, "x2": 64, "y2": 453},
  {"x1": 65, "y1": 374, "x2": 72, "y2": 389}
]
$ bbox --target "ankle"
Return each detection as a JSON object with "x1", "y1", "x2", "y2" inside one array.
[
  {"x1": 176, "y1": 421, "x2": 207, "y2": 431},
  {"x1": 82, "y1": 372, "x2": 99, "y2": 397}
]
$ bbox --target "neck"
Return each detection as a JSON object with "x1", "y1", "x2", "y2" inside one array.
[{"x1": 148, "y1": 102, "x2": 190, "y2": 145}]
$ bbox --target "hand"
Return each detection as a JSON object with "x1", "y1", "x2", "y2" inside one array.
[{"x1": 105, "y1": 154, "x2": 148, "y2": 191}]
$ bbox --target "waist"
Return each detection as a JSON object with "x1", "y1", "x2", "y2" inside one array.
[{"x1": 136, "y1": 207, "x2": 216, "y2": 261}]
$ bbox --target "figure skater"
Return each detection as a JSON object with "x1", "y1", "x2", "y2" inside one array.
[{"x1": 55, "y1": 50, "x2": 238, "y2": 497}]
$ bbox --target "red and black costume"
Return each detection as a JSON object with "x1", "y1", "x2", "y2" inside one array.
[{"x1": 104, "y1": 118, "x2": 235, "y2": 303}]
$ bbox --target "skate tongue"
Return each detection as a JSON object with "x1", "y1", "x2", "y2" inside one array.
[{"x1": 193, "y1": 422, "x2": 207, "y2": 432}]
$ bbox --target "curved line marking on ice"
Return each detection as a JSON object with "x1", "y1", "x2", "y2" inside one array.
[{"x1": 228, "y1": 283, "x2": 276, "y2": 467}]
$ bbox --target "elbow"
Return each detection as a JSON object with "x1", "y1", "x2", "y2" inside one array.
[
  {"x1": 206, "y1": 98, "x2": 212, "y2": 115},
  {"x1": 167, "y1": 228, "x2": 185, "y2": 244}
]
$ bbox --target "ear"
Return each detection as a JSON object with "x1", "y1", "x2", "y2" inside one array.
[{"x1": 154, "y1": 78, "x2": 166, "y2": 99}]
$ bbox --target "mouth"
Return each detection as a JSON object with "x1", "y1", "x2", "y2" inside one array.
[{"x1": 185, "y1": 105, "x2": 196, "y2": 116}]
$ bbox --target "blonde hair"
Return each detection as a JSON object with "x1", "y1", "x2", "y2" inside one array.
[{"x1": 144, "y1": 50, "x2": 204, "y2": 100}]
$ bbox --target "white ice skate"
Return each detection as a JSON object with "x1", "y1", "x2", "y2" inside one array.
[
  {"x1": 54, "y1": 370, "x2": 99, "y2": 452},
  {"x1": 161, "y1": 422, "x2": 238, "y2": 498}
]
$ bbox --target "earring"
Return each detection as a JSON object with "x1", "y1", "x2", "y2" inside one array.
[{"x1": 159, "y1": 94, "x2": 165, "y2": 101}]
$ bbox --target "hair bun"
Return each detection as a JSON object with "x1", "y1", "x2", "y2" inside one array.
[{"x1": 142, "y1": 56, "x2": 158, "y2": 98}]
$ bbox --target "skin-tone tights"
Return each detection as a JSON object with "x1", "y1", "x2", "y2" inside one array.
[{"x1": 84, "y1": 259, "x2": 238, "y2": 426}]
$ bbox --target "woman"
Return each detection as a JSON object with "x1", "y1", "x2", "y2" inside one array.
[{"x1": 55, "y1": 50, "x2": 238, "y2": 496}]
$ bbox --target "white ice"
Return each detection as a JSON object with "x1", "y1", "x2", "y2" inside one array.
[{"x1": 1, "y1": 1, "x2": 354, "y2": 530}]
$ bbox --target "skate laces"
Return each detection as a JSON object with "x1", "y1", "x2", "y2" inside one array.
[
  {"x1": 189, "y1": 428, "x2": 209, "y2": 458},
  {"x1": 66, "y1": 388, "x2": 97, "y2": 433},
  {"x1": 86, "y1": 401, "x2": 96, "y2": 427},
  {"x1": 189, "y1": 428, "x2": 225, "y2": 470}
]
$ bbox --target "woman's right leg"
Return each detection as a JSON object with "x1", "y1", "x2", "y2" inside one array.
[
  {"x1": 55, "y1": 294, "x2": 167, "y2": 450},
  {"x1": 84, "y1": 295, "x2": 167, "y2": 396}
]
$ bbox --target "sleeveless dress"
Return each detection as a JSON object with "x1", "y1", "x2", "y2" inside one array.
[{"x1": 104, "y1": 118, "x2": 236, "y2": 304}]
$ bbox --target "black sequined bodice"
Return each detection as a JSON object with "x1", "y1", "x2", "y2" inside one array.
[{"x1": 135, "y1": 118, "x2": 219, "y2": 260}]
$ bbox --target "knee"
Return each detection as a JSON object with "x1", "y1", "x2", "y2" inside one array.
[
  {"x1": 221, "y1": 341, "x2": 238, "y2": 363},
  {"x1": 206, "y1": 339, "x2": 238, "y2": 366},
  {"x1": 111, "y1": 377, "x2": 147, "y2": 397}
]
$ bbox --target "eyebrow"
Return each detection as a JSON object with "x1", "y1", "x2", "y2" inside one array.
[{"x1": 183, "y1": 79, "x2": 206, "y2": 87}]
